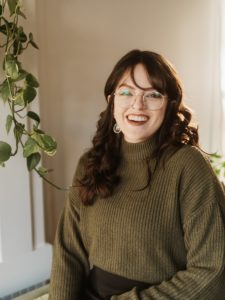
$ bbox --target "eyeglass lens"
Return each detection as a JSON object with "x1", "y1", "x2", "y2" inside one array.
[{"x1": 114, "y1": 87, "x2": 164, "y2": 110}]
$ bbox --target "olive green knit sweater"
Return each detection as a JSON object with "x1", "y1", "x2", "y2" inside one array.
[{"x1": 49, "y1": 138, "x2": 225, "y2": 300}]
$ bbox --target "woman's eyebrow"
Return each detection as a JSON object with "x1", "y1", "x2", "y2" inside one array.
[
  {"x1": 118, "y1": 83, "x2": 153, "y2": 90},
  {"x1": 118, "y1": 83, "x2": 135, "y2": 89}
]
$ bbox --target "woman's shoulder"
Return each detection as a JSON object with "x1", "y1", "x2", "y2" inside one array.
[
  {"x1": 168, "y1": 144, "x2": 210, "y2": 166},
  {"x1": 164, "y1": 144, "x2": 214, "y2": 177},
  {"x1": 173, "y1": 145, "x2": 225, "y2": 221}
]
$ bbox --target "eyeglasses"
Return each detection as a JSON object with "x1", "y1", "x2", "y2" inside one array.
[{"x1": 113, "y1": 87, "x2": 165, "y2": 110}]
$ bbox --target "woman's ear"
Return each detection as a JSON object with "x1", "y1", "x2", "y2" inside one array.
[{"x1": 107, "y1": 95, "x2": 110, "y2": 103}]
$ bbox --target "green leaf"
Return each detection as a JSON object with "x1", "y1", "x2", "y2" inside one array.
[
  {"x1": 0, "y1": 162, "x2": 6, "y2": 167},
  {"x1": 16, "y1": 60, "x2": 22, "y2": 70},
  {"x1": 26, "y1": 73, "x2": 39, "y2": 88},
  {"x1": 0, "y1": 20, "x2": 13, "y2": 35},
  {"x1": 13, "y1": 41, "x2": 23, "y2": 56},
  {"x1": 5, "y1": 56, "x2": 19, "y2": 79},
  {"x1": 210, "y1": 153, "x2": 221, "y2": 159},
  {"x1": 29, "y1": 32, "x2": 33, "y2": 40},
  {"x1": 31, "y1": 133, "x2": 57, "y2": 156},
  {"x1": 30, "y1": 40, "x2": 39, "y2": 49},
  {"x1": 14, "y1": 123, "x2": 24, "y2": 144},
  {"x1": 7, "y1": 0, "x2": 18, "y2": 15},
  {"x1": 6, "y1": 115, "x2": 13, "y2": 134},
  {"x1": 0, "y1": 24, "x2": 7, "y2": 35},
  {"x1": 38, "y1": 166, "x2": 48, "y2": 177},
  {"x1": 29, "y1": 33, "x2": 39, "y2": 49},
  {"x1": 41, "y1": 135, "x2": 57, "y2": 156},
  {"x1": 23, "y1": 86, "x2": 37, "y2": 103},
  {"x1": 215, "y1": 168, "x2": 220, "y2": 176},
  {"x1": 17, "y1": 26, "x2": 27, "y2": 43},
  {"x1": 14, "y1": 89, "x2": 25, "y2": 106},
  {"x1": 23, "y1": 137, "x2": 39, "y2": 158},
  {"x1": 27, "y1": 152, "x2": 41, "y2": 171},
  {"x1": 0, "y1": 141, "x2": 12, "y2": 162},
  {"x1": 0, "y1": 80, "x2": 10, "y2": 102},
  {"x1": 12, "y1": 70, "x2": 28, "y2": 82},
  {"x1": 17, "y1": 8, "x2": 26, "y2": 19},
  {"x1": 27, "y1": 111, "x2": 40, "y2": 124}
]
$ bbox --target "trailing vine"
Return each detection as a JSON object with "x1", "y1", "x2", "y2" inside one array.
[
  {"x1": 0, "y1": 0, "x2": 65, "y2": 190},
  {"x1": 210, "y1": 153, "x2": 225, "y2": 187}
]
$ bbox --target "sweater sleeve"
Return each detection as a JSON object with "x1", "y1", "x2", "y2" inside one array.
[
  {"x1": 49, "y1": 155, "x2": 90, "y2": 300},
  {"x1": 111, "y1": 147, "x2": 225, "y2": 300}
]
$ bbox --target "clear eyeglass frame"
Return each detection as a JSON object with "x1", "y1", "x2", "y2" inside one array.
[{"x1": 113, "y1": 90, "x2": 165, "y2": 111}]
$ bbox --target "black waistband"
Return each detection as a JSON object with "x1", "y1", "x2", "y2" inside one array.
[{"x1": 84, "y1": 266, "x2": 151, "y2": 300}]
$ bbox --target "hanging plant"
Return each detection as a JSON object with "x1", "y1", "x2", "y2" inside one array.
[
  {"x1": 0, "y1": 0, "x2": 64, "y2": 190},
  {"x1": 210, "y1": 153, "x2": 225, "y2": 189}
]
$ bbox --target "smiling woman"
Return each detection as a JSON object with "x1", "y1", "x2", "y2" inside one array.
[
  {"x1": 112, "y1": 64, "x2": 168, "y2": 143},
  {"x1": 49, "y1": 50, "x2": 225, "y2": 300}
]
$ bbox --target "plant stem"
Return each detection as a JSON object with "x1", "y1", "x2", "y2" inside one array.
[{"x1": 34, "y1": 167, "x2": 68, "y2": 191}]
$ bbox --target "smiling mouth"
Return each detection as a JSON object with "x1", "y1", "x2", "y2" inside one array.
[{"x1": 126, "y1": 114, "x2": 149, "y2": 125}]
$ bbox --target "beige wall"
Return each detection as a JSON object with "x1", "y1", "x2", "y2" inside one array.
[{"x1": 36, "y1": 0, "x2": 220, "y2": 242}]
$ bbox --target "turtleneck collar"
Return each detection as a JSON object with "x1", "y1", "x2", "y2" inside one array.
[{"x1": 121, "y1": 135, "x2": 157, "y2": 161}]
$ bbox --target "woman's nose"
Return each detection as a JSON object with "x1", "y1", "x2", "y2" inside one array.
[{"x1": 131, "y1": 95, "x2": 145, "y2": 110}]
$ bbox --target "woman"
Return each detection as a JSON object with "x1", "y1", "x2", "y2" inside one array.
[{"x1": 49, "y1": 50, "x2": 225, "y2": 299}]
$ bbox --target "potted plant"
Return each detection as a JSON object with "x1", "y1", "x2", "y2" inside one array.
[{"x1": 0, "y1": 0, "x2": 64, "y2": 189}]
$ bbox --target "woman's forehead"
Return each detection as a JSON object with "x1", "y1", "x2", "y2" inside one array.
[{"x1": 118, "y1": 64, "x2": 153, "y2": 90}]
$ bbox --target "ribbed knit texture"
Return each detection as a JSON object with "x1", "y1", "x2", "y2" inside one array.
[{"x1": 49, "y1": 137, "x2": 225, "y2": 300}]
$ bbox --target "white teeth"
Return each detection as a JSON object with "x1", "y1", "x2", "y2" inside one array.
[{"x1": 127, "y1": 115, "x2": 148, "y2": 122}]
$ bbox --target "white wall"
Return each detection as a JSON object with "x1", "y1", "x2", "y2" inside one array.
[
  {"x1": 0, "y1": 1, "x2": 52, "y2": 297},
  {"x1": 37, "y1": 0, "x2": 221, "y2": 241}
]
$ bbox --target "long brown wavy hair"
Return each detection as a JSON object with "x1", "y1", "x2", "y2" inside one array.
[{"x1": 78, "y1": 50, "x2": 199, "y2": 205}]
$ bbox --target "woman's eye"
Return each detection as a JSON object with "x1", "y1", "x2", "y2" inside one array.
[
  {"x1": 119, "y1": 89, "x2": 132, "y2": 96},
  {"x1": 145, "y1": 91, "x2": 163, "y2": 99}
]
